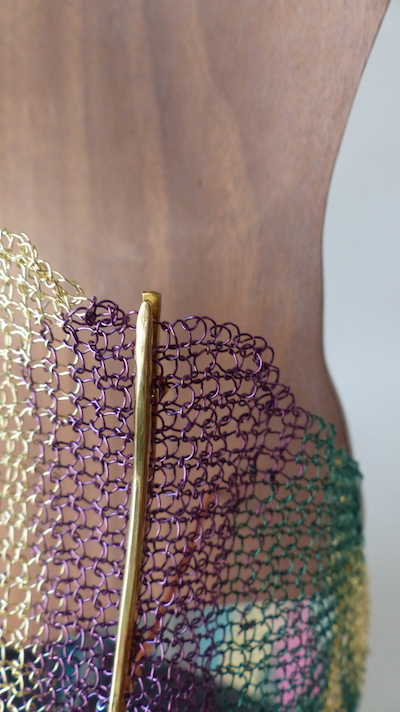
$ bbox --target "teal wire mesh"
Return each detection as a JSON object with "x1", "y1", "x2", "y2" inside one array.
[{"x1": 0, "y1": 231, "x2": 367, "y2": 711}]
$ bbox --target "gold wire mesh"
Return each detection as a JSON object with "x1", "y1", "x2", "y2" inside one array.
[
  {"x1": 0, "y1": 230, "x2": 87, "y2": 709},
  {"x1": 0, "y1": 230, "x2": 368, "y2": 712}
]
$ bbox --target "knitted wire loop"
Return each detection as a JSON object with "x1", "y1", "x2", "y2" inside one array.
[{"x1": 0, "y1": 231, "x2": 367, "y2": 712}]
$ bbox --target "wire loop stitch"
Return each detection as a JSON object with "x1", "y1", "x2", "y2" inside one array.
[{"x1": 0, "y1": 231, "x2": 367, "y2": 712}]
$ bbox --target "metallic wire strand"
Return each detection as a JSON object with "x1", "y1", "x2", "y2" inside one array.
[{"x1": 0, "y1": 229, "x2": 367, "y2": 712}]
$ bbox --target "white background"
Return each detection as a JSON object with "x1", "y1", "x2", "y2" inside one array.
[{"x1": 324, "y1": 1, "x2": 400, "y2": 710}]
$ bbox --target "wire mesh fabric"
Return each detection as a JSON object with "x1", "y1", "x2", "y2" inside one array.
[{"x1": 0, "y1": 231, "x2": 368, "y2": 712}]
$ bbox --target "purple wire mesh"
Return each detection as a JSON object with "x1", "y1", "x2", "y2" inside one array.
[{"x1": 0, "y1": 232, "x2": 367, "y2": 712}]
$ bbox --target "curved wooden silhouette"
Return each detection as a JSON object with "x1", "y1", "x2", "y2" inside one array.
[{"x1": 0, "y1": 0, "x2": 390, "y2": 448}]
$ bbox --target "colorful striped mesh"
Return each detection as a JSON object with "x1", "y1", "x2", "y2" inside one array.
[{"x1": 0, "y1": 230, "x2": 368, "y2": 711}]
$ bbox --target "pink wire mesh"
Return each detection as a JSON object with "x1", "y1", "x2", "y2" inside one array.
[{"x1": 0, "y1": 232, "x2": 367, "y2": 712}]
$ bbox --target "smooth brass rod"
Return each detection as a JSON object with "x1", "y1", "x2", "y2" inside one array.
[{"x1": 107, "y1": 292, "x2": 161, "y2": 712}]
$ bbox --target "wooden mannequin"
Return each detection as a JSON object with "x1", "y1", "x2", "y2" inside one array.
[{"x1": 0, "y1": 0, "x2": 389, "y2": 449}]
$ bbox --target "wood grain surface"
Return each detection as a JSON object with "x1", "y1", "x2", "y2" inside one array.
[{"x1": 0, "y1": 0, "x2": 390, "y2": 448}]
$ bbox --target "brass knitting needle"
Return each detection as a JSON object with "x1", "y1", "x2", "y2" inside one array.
[{"x1": 107, "y1": 291, "x2": 161, "y2": 712}]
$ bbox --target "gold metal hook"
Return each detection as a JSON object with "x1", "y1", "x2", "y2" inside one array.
[{"x1": 107, "y1": 292, "x2": 161, "y2": 712}]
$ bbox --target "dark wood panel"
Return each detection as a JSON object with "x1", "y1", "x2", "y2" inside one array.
[{"x1": 0, "y1": 0, "x2": 390, "y2": 448}]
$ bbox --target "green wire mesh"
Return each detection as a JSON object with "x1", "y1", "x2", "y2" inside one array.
[{"x1": 0, "y1": 231, "x2": 368, "y2": 711}]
